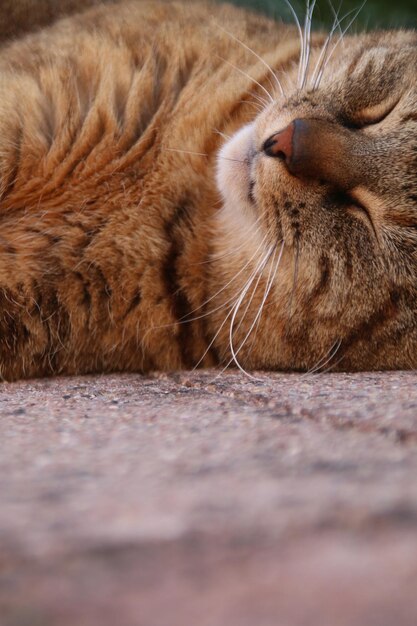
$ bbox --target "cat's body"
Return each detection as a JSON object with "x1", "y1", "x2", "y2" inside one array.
[{"x1": 0, "y1": 0, "x2": 415, "y2": 380}]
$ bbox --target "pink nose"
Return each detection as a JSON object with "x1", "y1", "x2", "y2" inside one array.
[
  {"x1": 263, "y1": 118, "x2": 371, "y2": 189},
  {"x1": 263, "y1": 122, "x2": 295, "y2": 161}
]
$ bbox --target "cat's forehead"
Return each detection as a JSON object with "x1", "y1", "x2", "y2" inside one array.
[
  {"x1": 340, "y1": 32, "x2": 417, "y2": 78},
  {"x1": 318, "y1": 32, "x2": 417, "y2": 105}
]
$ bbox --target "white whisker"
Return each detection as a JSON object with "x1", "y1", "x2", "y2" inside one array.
[
  {"x1": 311, "y1": 5, "x2": 358, "y2": 88},
  {"x1": 163, "y1": 228, "x2": 270, "y2": 331},
  {"x1": 218, "y1": 156, "x2": 246, "y2": 163},
  {"x1": 301, "y1": 0, "x2": 310, "y2": 88},
  {"x1": 165, "y1": 147, "x2": 247, "y2": 164},
  {"x1": 228, "y1": 240, "x2": 285, "y2": 377},
  {"x1": 231, "y1": 243, "x2": 276, "y2": 339},
  {"x1": 191, "y1": 231, "x2": 275, "y2": 371},
  {"x1": 301, "y1": 0, "x2": 317, "y2": 89},
  {"x1": 194, "y1": 218, "x2": 265, "y2": 265},
  {"x1": 237, "y1": 100, "x2": 265, "y2": 114},
  {"x1": 171, "y1": 236, "x2": 277, "y2": 327},
  {"x1": 214, "y1": 23, "x2": 285, "y2": 97},
  {"x1": 282, "y1": 0, "x2": 305, "y2": 89},
  {"x1": 213, "y1": 128, "x2": 231, "y2": 141},
  {"x1": 166, "y1": 147, "x2": 208, "y2": 157},
  {"x1": 325, "y1": 0, "x2": 344, "y2": 36},
  {"x1": 310, "y1": 13, "x2": 341, "y2": 88},
  {"x1": 303, "y1": 338, "x2": 342, "y2": 375},
  {"x1": 320, "y1": 348, "x2": 345, "y2": 374},
  {"x1": 227, "y1": 244, "x2": 275, "y2": 377},
  {"x1": 306, "y1": 338, "x2": 343, "y2": 375},
  {"x1": 314, "y1": 1, "x2": 367, "y2": 89},
  {"x1": 216, "y1": 55, "x2": 275, "y2": 104},
  {"x1": 246, "y1": 239, "x2": 285, "y2": 351},
  {"x1": 250, "y1": 92, "x2": 271, "y2": 107},
  {"x1": 192, "y1": 301, "x2": 235, "y2": 372}
]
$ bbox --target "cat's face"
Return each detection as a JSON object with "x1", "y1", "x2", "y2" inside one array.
[{"x1": 216, "y1": 31, "x2": 417, "y2": 371}]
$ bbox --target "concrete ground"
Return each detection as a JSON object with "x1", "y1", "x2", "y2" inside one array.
[{"x1": 1, "y1": 369, "x2": 417, "y2": 626}]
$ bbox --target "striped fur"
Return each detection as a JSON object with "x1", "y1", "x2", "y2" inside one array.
[{"x1": 0, "y1": 0, "x2": 415, "y2": 380}]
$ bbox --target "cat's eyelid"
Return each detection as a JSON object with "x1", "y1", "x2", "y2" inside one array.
[{"x1": 353, "y1": 96, "x2": 401, "y2": 126}]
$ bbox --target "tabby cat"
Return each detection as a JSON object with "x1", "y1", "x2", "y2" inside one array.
[{"x1": 0, "y1": 0, "x2": 415, "y2": 380}]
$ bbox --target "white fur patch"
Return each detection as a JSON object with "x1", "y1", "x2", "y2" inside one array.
[{"x1": 215, "y1": 123, "x2": 264, "y2": 255}]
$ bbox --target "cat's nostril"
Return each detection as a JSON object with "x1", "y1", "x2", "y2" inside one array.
[{"x1": 263, "y1": 122, "x2": 295, "y2": 161}]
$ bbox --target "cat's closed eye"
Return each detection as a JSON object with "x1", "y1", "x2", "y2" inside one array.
[{"x1": 342, "y1": 96, "x2": 401, "y2": 129}]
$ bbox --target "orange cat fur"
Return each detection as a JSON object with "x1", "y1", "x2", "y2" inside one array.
[{"x1": 0, "y1": 0, "x2": 415, "y2": 380}]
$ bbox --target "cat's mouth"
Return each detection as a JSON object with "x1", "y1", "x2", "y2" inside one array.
[
  {"x1": 248, "y1": 178, "x2": 256, "y2": 204},
  {"x1": 216, "y1": 123, "x2": 256, "y2": 212}
]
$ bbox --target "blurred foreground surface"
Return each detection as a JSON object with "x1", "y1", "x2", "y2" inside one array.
[{"x1": 1, "y1": 370, "x2": 417, "y2": 626}]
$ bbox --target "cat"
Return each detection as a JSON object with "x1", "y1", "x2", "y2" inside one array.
[{"x1": 0, "y1": 0, "x2": 415, "y2": 381}]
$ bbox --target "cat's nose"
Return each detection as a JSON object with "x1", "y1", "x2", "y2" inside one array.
[
  {"x1": 263, "y1": 122, "x2": 295, "y2": 161},
  {"x1": 263, "y1": 118, "x2": 374, "y2": 189}
]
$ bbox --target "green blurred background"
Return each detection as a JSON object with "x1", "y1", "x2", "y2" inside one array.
[{"x1": 229, "y1": 0, "x2": 416, "y2": 29}]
